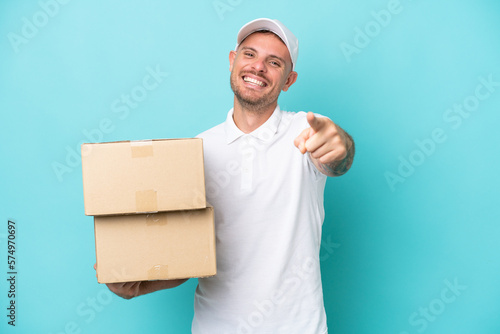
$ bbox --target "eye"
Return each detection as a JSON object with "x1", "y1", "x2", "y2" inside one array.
[
  {"x1": 244, "y1": 51, "x2": 254, "y2": 57},
  {"x1": 270, "y1": 60, "x2": 281, "y2": 67}
]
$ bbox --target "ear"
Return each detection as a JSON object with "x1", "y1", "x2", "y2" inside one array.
[
  {"x1": 282, "y1": 71, "x2": 298, "y2": 92},
  {"x1": 229, "y1": 50, "x2": 237, "y2": 72}
]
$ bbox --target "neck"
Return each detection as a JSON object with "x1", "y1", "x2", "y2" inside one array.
[{"x1": 232, "y1": 97, "x2": 277, "y2": 133}]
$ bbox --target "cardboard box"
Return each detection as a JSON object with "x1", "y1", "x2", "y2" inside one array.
[
  {"x1": 94, "y1": 206, "x2": 216, "y2": 283},
  {"x1": 82, "y1": 138, "x2": 206, "y2": 216}
]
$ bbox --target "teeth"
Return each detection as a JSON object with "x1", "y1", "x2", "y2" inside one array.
[{"x1": 243, "y1": 76, "x2": 265, "y2": 87}]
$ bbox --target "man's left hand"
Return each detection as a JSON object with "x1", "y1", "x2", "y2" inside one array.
[{"x1": 294, "y1": 112, "x2": 354, "y2": 177}]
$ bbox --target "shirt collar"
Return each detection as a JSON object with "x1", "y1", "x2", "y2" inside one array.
[{"x1": 224, "y1": 105, "x2": 283, "y2": 144}]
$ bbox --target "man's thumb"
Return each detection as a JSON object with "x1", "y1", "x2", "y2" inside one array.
[{"x1": 294, "y1": 127, "x2": 312, "y2": 154}]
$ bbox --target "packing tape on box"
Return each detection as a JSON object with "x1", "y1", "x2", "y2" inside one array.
[
  {"x1": 130, "y1": 140, "x2": 154, "y2": 158},
  {"x1": 135, "y1": 189, "x2": 158, "y2": 212},
  {"x1": 146, "y1": 213, "x2": 168, "y2": 226},
  {"x1": 147, "y1": 264, "x2": 169, "y2": 280}
]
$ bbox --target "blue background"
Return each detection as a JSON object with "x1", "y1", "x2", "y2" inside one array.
[{"x1": 1, "y1": 0, "x2": 499, "y2": 333}]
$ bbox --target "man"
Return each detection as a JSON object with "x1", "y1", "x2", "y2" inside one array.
[{"x1": 103, "y1": 18, "x2": 354, "y2": 333}]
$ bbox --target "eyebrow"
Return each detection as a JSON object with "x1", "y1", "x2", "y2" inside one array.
[{"x1": 239, "y1": 46, "x2": 287, "y2": 65}]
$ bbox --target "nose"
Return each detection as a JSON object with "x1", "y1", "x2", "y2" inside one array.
[{"x1": 251, "y1": 58, "x2": 267, "y2": 72}]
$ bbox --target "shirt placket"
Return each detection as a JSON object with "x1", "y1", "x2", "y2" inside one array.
[{"x1": 240, "y1": 136, "x2": 255, "y2": 192}]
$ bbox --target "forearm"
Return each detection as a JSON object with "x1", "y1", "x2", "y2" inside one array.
[
  {"x1": 313, "y1": 129, "x2": 355, "y2": 177},
  {"x1": 106, "y1": 278, "x2": 189, "y2": 300},
  {"x1": 140, "y1": 278, "x2": 189, "y2": 295}
]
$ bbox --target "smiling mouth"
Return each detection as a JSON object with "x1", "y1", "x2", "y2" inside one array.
[{"x1": 242, "y1": 76, "x2": 267, "y2": 87}]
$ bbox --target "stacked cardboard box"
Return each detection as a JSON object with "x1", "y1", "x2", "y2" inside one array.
[{"x1": 81, "y1": 138, "x2": 216, "y2": 284}]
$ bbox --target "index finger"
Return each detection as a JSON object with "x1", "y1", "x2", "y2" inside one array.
[{"x1": 306, "y1": 112, "x2": 323, "y2": 132}]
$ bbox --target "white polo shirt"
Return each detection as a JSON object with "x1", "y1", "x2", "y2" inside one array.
[{"x1": 193, "y1": 105, "x2": 328, "y2": 334}]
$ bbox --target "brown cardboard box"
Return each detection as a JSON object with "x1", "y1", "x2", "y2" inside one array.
[
  {"x1": 94, "y1": 206, "x2": 216, "y2": 283},
  {"x1": 81, "y1": 138, "x2": 206, "y2": 216}
]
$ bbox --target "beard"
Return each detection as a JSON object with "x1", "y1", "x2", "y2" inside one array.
[{"x1": 230, "y1": 70, "x2": 280, "y2": 113}]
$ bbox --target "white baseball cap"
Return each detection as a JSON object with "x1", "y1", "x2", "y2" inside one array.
[{"x1": 235, "y1": 18, "x2": 299, "y2": 71}]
